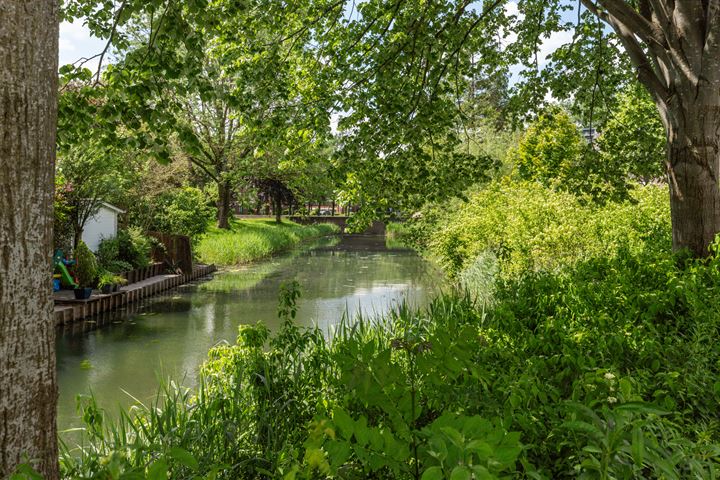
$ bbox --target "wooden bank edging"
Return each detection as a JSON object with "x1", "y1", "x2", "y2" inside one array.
[{"x1": 54, "y1": 264, "x2": 217, "y2": 326}]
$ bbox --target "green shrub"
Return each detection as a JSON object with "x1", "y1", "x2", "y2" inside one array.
[
  {"x1": 149, "y1": 186, "x2": 216, "y2": 239},
  {"x1": 510, "y1": 107, "x2": 584, "y2": 186},
  {"x1": 58, "y1": 179, "x2": 720, "y2": 479},
  {"x1": 73, "y1": 241, "x2": 98, "y2": 288},
  {"x1": 95, "y1": 236, "x2": 120, "y2": 269},
  {"x1": 96, "y1": 228, "x2": 154, "y2": 271},
  {"x1": 418, "y1": 179, "x2": 669, "y2": 279},
  {"x1": 117, "y1": 227, "x2": 152, "y2": 269},
  {"x1": 61, "y1": 262, "x2": 720, "y2": 478},
  {"x1": 508, "y1": 107, "x2": 634, "y2": 202}
]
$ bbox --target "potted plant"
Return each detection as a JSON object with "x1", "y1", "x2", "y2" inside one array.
[
  {"x1": 73, "y1": 241, "x2": 98, "y2": 300},
  {"x1": 97, "y1": 270, "x2": 115, "y2": 294},
  {"x1": 112, "y1": 275, "x2": 128, "y2": 292}
]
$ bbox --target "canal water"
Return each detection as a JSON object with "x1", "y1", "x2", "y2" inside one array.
[{"x1": 56, "y1": 235, "x2": 441, "y2": 434}]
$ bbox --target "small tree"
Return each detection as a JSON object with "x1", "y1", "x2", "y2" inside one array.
[
  {"x1": 250, "y1": 178, "x2": 295, "y2": 224},
  {"x1": 510, "y1": 107, "x2": 635, "y2": 202},
  {"x1": 57, "y1": 145, "x2": 130, "y2": 248},
  {"x1": 73, "y1": 241, "x2": 98, "y2": 288},
  {"x1": 511, "y1": 108, "x2": 584, "y2": 186}
]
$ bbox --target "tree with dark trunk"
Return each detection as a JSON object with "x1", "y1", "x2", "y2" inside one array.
[
  {"x1": 216, "y1": 179, "x2": 233, "y2": 229},
  {"x1": 0, "y1": 1, "x2": 60, "y2": 478},
  {"x1": 179, "y1": 90, "x2": 248, "y2": 230},
  {"x1": 250, "y1": 178, "x2": 295, "y2": 224}
]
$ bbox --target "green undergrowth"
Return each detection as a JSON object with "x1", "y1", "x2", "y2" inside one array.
[
  {"x1": 59, "y1": 253, "x2": 720, "y2": 478},
  {"x1": 196, "y1": 219, "x2": 339, "y2": 266},
  {"x1": 51, "y1": 181, "x2": 720, "y2": 479}
]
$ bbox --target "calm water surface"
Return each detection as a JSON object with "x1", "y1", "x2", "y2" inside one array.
[{"x1": 56, "y1": 235, "x2": 441, "y2": 433}]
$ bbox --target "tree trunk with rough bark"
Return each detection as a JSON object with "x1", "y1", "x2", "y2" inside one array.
[
  {"x1": 666, "y1": 103, "x2": 720, "y2": 256},
  {"x1": 584, "y1": 1, "x2": 720, "y2": 256},
  {"x1": 0, "y1": 1, "x2": 60, "y2": 478},
  {"x1": 216, "y1": 180, "x2": 231, "y2": 229}
]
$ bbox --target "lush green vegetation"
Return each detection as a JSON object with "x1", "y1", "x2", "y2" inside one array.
[
  {"x1": 405, "y1": 180, "x2": 669, "y2": 280},
  {"x1": 196, "y1": 219, "x2": 340, "y2": 266},
  {"x1": 59, "y1": 233, "x2": 720, "y2": 479}
]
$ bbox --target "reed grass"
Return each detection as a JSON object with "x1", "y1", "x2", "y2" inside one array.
[{"x1": 196, "y1": 219, "x2": 339, "y2": 266}]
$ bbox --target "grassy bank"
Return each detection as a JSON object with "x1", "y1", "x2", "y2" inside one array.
[{"x1": 196, "y1": 219, "x2": 339, "y2": 266}]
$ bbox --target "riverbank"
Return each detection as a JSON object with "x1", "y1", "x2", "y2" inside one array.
[
  {"x1": 195, "y1": 218, "x2": 340, "y2": 266},
  {"x1": 54, "y1": 264, "x2": 217, "y2": 327}
]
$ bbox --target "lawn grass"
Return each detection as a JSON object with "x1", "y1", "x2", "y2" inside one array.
[{"x1": 196, "y1": 218, "x2": 340, "y2": 266}]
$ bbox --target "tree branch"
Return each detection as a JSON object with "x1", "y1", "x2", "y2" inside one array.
[
  {"x1": 604, "y1": 11, "x2": 669, "y2": 102},
  {"x1": 596, "y1": 0, "x2": 660, "y2": 44}
]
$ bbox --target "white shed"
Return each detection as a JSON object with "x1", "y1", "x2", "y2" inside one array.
[{"x1": 81, "y1": 202, "x2": 125, "y2": 252}]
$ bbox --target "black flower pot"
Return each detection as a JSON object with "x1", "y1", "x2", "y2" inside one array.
[
  {"x1": 73, "y1": 287, "x2": 93, "y2": 300},
  {"x1": 112, "y1": 284, "x2": 119, "y2": 293},
  {"x1": 100, "y1": 284, "x2": 112, "y2": 294}
]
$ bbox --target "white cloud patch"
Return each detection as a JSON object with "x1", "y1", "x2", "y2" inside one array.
[
  {"x1": 58, "y1": 21, "x2": 106, "y2": 73},
  {"x1": 537, "y1": 29, "x2": 574, "y2": 64}
]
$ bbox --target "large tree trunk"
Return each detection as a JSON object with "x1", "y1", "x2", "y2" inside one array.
[
  {"x1": 216, "y1": 179, "x2": 231, "y2": 229},
  {"x1": 0, "y1": 2, "x2": 60, "y2": 478},
  {"x1": 584, "y1": 1, "x2": 720, "y2": 256},
  {"x1": 667, "y1": 134, "x2": 720, "y2": 257},
  {"x1": 664, "y1": 88, "x2": 720, "y2": 256}
]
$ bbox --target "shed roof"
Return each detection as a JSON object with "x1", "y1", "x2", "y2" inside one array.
[{"x1": 98, "y1": 201, "x2": 126, "y2": 214}]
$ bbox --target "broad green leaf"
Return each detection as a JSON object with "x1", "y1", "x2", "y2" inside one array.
[
  {"x1": 421, "y1": 466, "x2": 443, "y2": 480},
  {"x1": 169, "y1": 447, "x2": 199, "y2": 471}
]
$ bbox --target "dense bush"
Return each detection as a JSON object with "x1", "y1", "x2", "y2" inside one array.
[
  {"x1": 57, "y1": 179, "x2": 720, "y2": 479},
  {"x1": 508, "y1": 107, "x2": 644, "y2": 202},
  {"x1": 72, "y1": 241, "x2": 98, "y2": 288},
  {"x1": 96, "y1": 227, "x2": 154, "y2": 272},
  {"x1": 148, "y1": 186, "x2": 216, "y2": 239},
  {"x1": 118, "y1": 227, "x2": 153, "y2": 269},
  {"x1": 510, "y1": 107, "x2": 584, "y2": 186},
  {"x1": 410, "y1": 179, "x2": 670, "y2": 280}
]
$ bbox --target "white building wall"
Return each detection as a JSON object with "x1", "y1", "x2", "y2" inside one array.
[{"x1": 81, "y1": 205, "x2": 118, "y2": 252}]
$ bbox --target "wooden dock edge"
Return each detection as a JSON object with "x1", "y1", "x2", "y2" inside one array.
[{"x1": 54, "y1": 264, "x2": 217, "y2": 327}]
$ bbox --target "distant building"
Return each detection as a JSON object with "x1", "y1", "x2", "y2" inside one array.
[
  {"x1": 582, "y1": 127, "x2": 599, "y2": 143},
  {"x1": 81, "y1": 202, "x2": 124, "y2": 252}
]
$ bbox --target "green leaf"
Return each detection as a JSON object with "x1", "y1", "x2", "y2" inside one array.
[
  {"x1": 614, "y1": 402, "x2": 668, "y2": 416},
  {"x1": 147, "y1": 459, "x2": 168, "y2": 480},
  {"x1": 560, "y1": 420, "x2": 604, "y2": 440},
  {"x1": 169, "y1": 447, "x2": 199, "y2": 471},
  {"x1": 471, "y1": 465, "x2": 496, "y2": 480},
  {"x1": 449, "y1": 466, "x2": 472, "y2": 480},
  {"x1": 332, "y1": 407, "x2": 355, "y2": 439},
  {"x1": 440, "y1": 426, "x2": 465, "y2": 447},
  {"x1": 631, "y1": 426, "x2": 645, "y2": 467},
  {"x1": 421, "y1": 466, "x2": 444, "y2": 480}
]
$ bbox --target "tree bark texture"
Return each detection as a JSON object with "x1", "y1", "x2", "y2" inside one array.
[
  {"x1": 216, "y1": 179, "x2": 231, "y2": 229},
  {"x1": 666, "y1": 104, "x2": 720, "y2": 256},
  {"x1": 584, "y1": 1, "x2": 720, "y2": 256},
  {"x1": 0, "y1": 1, "x2": 60, "y2": 478}
]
